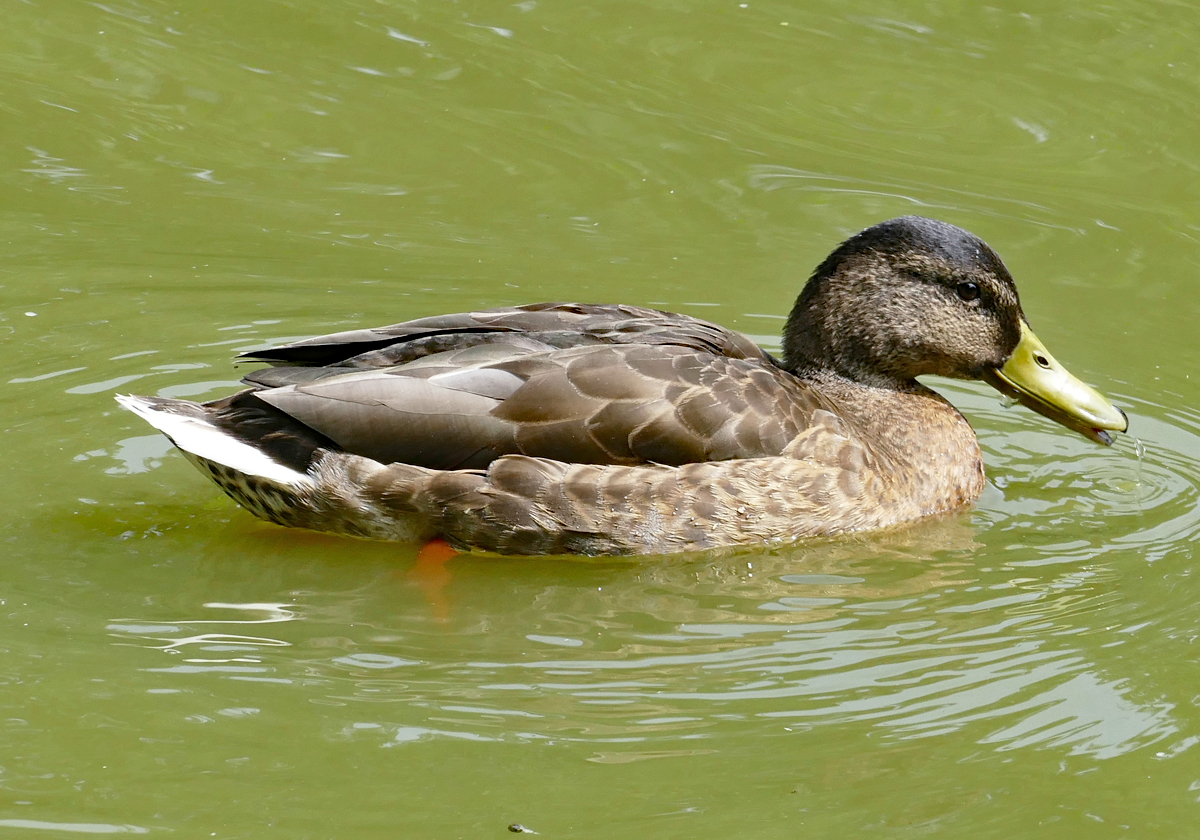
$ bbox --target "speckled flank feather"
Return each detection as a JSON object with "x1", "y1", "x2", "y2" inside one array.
[
  {"x1": 186, "y1": 451, "x2": 432, "y2": 542},
  {"x1": 185, "y1": 455, "x2": 312, "y2": 530}
]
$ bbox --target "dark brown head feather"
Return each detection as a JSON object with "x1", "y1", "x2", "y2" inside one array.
[{"x1": 782, "y1": 216, "x2": 1025, "y2": 385}]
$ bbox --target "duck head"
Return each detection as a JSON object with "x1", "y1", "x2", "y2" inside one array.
[{"x1": 782, "y1": 216, "x2": 1128, "y2": 445}]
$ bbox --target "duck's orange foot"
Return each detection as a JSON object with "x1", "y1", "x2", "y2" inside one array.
[
  {"x1": 408, "y1": 538, "x2": 459, "y2": 622},
  {"x1": 415, "y1": 537, "x2": 459, "y2": 568}
]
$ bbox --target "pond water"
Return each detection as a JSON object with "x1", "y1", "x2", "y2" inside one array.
[{"x1": 3, "y1": 1, "x2": 1199, "y2": 837}]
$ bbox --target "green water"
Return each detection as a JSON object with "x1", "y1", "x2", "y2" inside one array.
[{"x1": 3, "y1": 0, "x2": 1199, "y2": 836}]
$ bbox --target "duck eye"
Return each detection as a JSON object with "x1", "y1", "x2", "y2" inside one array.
[{"x1": 956, "y1": 281, "x2": 981, "y2": 302}]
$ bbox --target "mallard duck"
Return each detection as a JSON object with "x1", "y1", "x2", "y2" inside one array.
[{"x1": 117, "y1": 216, "x2": 1127, "y2": 555}]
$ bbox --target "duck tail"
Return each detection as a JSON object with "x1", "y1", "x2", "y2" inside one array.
[
  {"x1": 115, "y1": 393, "x2": 434, "y2": 540},
  {"x1": 115, "y1": 394, "x2": 314, "y2": 488},
  {"x1": 116, "y1": 392, "x2": 337, "y2": 530}
]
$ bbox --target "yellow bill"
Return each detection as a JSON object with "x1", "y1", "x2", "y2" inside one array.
[{"x1": 981, "y1": 321, "x2": 1128, "y2": 445}]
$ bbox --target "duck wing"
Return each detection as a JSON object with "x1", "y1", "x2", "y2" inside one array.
[
  {"x1": 244, "y1": 341, "x2": 825, "y2": 471},
  {"x1": 238, "y1": 303, "x2": 773, "y2": 368}
]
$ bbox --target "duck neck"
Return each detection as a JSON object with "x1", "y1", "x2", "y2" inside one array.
[
  {"x1": 792, "y1": 369, "x2": 987, "y2": 516},
  {"x1": 782, "y1": 255, "x2": 864, "y2": 374},
  {"x1": 781, "y1": 257, "x2": 923, "y2": 386}
]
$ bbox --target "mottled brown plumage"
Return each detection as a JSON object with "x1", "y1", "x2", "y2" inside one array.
[{"x1": 116, "y1": 216, "x2": 1126, "y2": 555}]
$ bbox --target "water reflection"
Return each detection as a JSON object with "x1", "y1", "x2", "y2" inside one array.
[
  {"x1": 102, "y1": 511, "x2": 1181, "y2": 761},
  {"x1": 0, "y1": 819, "x2": 151, "y2": 835},
  {"x1": 109, "y1": 602, "x2": 299, "y2": 678},
  {"x1": 747, "y1": 164, "x2": 1074, "y2": 230}
]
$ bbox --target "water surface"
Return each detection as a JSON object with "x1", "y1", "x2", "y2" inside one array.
[{"x1": 3, "y1": 1, "x2": 1199, "y2": 837}]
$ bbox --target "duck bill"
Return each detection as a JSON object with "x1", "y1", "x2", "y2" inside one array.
[{"x1": 980, "y1": 321, "x2": 1128, "y2": 446}]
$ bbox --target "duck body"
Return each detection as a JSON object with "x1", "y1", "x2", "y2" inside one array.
[{"x1": 118, "y1": 217, "x2": 1127, "y2": 555}]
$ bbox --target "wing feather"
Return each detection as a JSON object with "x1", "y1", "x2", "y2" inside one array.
[
  {"x1": 236, "y1": 308, "x2": 829, "y2": 473},
  {"x1": 239, "y1": 303, "x2": 773, "y2": 368}
]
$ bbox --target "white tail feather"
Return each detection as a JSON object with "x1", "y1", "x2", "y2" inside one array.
[{"x1": 115, "y1": 394, "x2": 312, "y2": 488}]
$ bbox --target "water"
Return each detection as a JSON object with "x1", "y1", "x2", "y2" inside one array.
[{"x1": 3, "y1": 1, "x2": 1199, "y2": 836}]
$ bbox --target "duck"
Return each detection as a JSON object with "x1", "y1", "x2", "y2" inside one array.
[{"x1": 116, "y1": 216, "x2": 1128, "y2": 555}]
